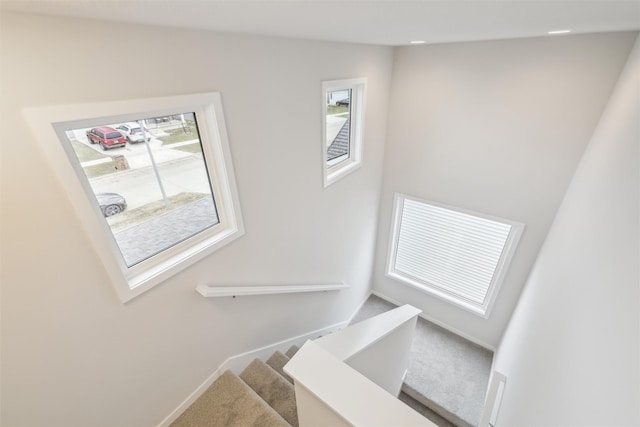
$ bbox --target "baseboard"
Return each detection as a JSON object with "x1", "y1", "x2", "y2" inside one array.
[
  {"x1": 371, "y1": 290, "x2": 496, "y2": 352},
  {"x1": 219, "y1": 319, "x2": 350, "y2": 374},
  {"x1": 346, "y1": 290, "x2": 376, "y2": 325},
  {"x1": 156, "y1": 366, "x2": 224, "y2": 427},
  {"x1": 157, "y1": 318, "x2": 351, "y2": 427},
  {"x1": 402, "y1": 383, "x2": 473, "y2": 427}
]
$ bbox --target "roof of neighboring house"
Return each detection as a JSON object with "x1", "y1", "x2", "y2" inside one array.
[{"x1": 327, "y1": 118, "x2": 350, "y2": 161}]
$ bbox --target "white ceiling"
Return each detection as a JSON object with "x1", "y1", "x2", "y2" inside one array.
[{"x1": 2, "y1": 0, "x2": 639, "y2": 46}]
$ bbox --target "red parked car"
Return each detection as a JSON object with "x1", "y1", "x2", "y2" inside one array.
[{"x1": 86, "y1": 126, "x2": 126, "y2": 150}]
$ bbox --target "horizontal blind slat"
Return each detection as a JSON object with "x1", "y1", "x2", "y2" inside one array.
[
  {"x1": 395, "y1": 238, "x2": 502, "y2": 276},
  {"x1": 394, "y1": 198, "x2": 512, "y2": 307},
  {"x1": 396, "y1": 231, "x2": 507, "y2": 266},
  {"x1": 395, "y1": 256, "x2": 492, "y2": 303}
]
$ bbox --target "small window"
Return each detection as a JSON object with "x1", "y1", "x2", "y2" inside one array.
[
  {"x1": 386, "y1": 194, "x2": 524, "y2": 317},
  {"x1": 25, "y1": 93, "x2": 244, "y2": 302},
  {"x1": 322, "y1": 78, "x2": 366, "y2": 187}
]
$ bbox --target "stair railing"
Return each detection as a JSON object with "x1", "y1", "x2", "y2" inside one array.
[{"x1": 284, "y1": 305, "x2": 435, "y2": 426}]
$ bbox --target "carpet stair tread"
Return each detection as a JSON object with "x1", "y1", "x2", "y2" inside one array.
[
  {"x1": 266, "y1": 351, "x2": 294, "y2": 384},
  {"x1": 170, "y1": 370, "x2": 289, "y2": 427},
  {"x1": 285, "y1": 345, "x2": 299, "y2": 358},
  {"x1": 240, "y1": 359, "x2": 299, "y2": 427},
  {"x1": 171, "y1": 304, "x2": 468, "y2": 427}
]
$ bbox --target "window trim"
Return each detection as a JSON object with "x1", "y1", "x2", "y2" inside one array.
[
  {"x1": 321, "y1": 78, "x2": 367, "y2": 187},
  {"x1": 25, "y1": 92, "x2": 244, "y2": 303},
  {"x1": 386, "y1": 193, "x2": 524, "y2": 318}
]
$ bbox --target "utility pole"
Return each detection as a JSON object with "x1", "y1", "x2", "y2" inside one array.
[{"x1": 139, "y1": 119, "x2": 170, "y2": 209}]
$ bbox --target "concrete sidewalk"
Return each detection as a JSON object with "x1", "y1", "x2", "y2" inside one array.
[{"x1": 81, "y1": 139, "x2": 200, "y2": 168}]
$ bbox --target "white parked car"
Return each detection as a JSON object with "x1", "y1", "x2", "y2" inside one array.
[{"x1": 115, "y1": 122, "x2": 150, "y2": 143}]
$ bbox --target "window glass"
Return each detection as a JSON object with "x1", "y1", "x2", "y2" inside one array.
[
  {"x1": 322, "y1": 78, "x2": 366, "y2": 187},
  {"x1": 326, "y1": 89, "x2": 352, "y2": 166},
  {"x1": 65, "y1": 113, "x2": 219, "y2": 267}
]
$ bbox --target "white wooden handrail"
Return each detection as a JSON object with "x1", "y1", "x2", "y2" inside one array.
[{"x1": 196, "y1": 283, "x2": 349, "y2": 297}]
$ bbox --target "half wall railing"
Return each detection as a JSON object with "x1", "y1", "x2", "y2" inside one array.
[{"x1": 284, "y1": 305, "x2": 436, "y2": 426}]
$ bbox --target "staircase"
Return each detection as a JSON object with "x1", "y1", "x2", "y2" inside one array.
[
  {"x1": 171, "y1": 346, "x2": 301, "y2": 427},
  {"x1": 168, "y1": 301, "x2": 473, "y2": 427}
]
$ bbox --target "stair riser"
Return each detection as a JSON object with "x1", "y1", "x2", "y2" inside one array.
[{"x1": 240, "y1": 358, "x2": 299, "y2": 427}]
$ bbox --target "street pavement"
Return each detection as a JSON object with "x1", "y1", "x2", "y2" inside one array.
[
  {"x1": 81, "y1": 138, "x2": 197, "y2": 168},
  {"x1": 83, "y1": 131, "x2": 210, "y2": 210}
]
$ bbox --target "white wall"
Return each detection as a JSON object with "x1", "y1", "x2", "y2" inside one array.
[
  {"x1": 0, "y1": 13, "x2": 393, "y2": 426},
  {"x1": 494, "y1": 34, "x2": 639, "y2": 426},
  {"x1": 373, "y1": 32, "x2": 637, "y2": 347}
]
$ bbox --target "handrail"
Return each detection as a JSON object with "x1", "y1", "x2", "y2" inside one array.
[{"x1": 196, "y1": 283, "x2": 349, "y2": 297}]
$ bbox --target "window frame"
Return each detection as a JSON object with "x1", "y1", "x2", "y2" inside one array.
[
  {"x1": 386, "y1": 193, "x2": 524, "y2": 318},
  {"x1": 25, "y1": 92, "x2": 244, "y2": 303},
  {"x1": 321, "y1": 78, "x2": 367, "y2": 187}
]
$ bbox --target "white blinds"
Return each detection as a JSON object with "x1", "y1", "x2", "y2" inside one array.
[{"x1": 394, "y1": 198, "x2": 512, "y2": 305}]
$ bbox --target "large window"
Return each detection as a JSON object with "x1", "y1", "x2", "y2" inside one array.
[
  {"x1": 25, "y1": 93, "x2": 244, "y2": 302},
  {"x1": 322, "y1": 78, "x2": 366, "y2": 187},
  {"x1": 387, "y1": 194, "x2": 524, "y2": 317}
]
